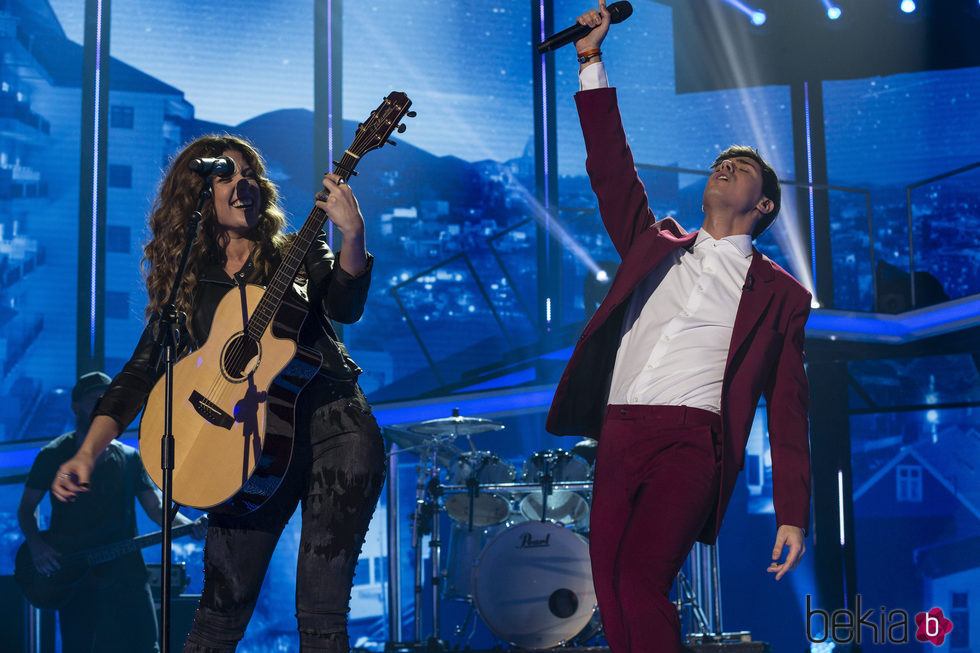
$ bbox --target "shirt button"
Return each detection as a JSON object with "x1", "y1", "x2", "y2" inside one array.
[
  {"x1": 705, "y1": 266, "x2": 714, "y2": 273},
  {"x1": 680, "y1": 310, "x2": 689, "y2": 317}
]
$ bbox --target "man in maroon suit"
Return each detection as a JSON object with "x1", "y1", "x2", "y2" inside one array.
[{"x1": 545, "y1": 3, "x2": 812, "y2": 652}]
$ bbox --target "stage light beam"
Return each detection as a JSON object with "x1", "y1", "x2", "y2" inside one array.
[
  {"x1": 718, "y1": 0, "x2": 768, "y2": 26},
  {"x1": 900, "y1": 0, "x2": 917, "y2": 14},
  {"x1": 827, "y1": 6, "x2": 842, "y2": 20},
  {"x1": 704, "y1": 0, "x2": 817, "y2": 298}
]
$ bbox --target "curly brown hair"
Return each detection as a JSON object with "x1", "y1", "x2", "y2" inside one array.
[{"x1": 142, "y1": 135, "x2": 287, "y2": 332}]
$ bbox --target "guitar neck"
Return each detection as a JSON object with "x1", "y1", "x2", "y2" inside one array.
[
  {"x1": 77, "y1": 523, "x2": 197, "y2": 567},
  {"x1": 245, "y1": 151, "x2": 362, "y2": 341},
  {"x1": 244, "y1": 90, "x2": 412, "y2": 340}
]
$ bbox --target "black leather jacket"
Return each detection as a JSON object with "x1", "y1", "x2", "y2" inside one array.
[{"x1": 94, "y1": 232, "x2": 372, "y2": 430}]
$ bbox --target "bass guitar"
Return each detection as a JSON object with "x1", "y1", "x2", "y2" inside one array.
[
  {"x1": 139, "y1": 92, "x2": 413, "y2": 514},
  {"x1": 15, "y1": 523, "x2": 197, "y2": 609}
]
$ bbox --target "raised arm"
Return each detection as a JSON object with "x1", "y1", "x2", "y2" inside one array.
[
  {"x1": 573, "y1": 2, "x2": 659, "y2": 257},
  {"x1": 307, "y1": 174, "x2": 373, "y2": 324}
]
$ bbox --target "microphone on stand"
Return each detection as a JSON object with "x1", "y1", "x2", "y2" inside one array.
[
  {"x1": 189, "y1": 156, "x2": 236, "y2": 178},
  {"x1": 536, "y1": 1, "x2": 634, "y2": 53}
]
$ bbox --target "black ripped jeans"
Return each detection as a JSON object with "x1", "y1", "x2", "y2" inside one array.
[{"x1": 183, "y1": 379, "x2": 387, "y2": 652}]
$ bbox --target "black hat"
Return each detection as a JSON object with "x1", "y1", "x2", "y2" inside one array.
[{"x1": 71, "y1": 371, "x2": 112, "y2": 402}]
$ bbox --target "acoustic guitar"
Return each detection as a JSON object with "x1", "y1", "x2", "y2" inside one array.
[
  {"x1": 15, "y1": 523, "x2": 197, "y2": 609},
  {"x1": 139, "y1": 92, "x2": 413, "y2": 514}
]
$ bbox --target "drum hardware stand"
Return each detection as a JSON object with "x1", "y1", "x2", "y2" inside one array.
[
  {"x1": 465, "y1": 454, "x2": 492, "y2": 532},
  {"x1": 384, "y1": 413, "x2": 505, "y2": 653},
  {"x1": 426, "y1": 476, "x2": 446, "y2": 650},
  {"x1": 674, "y1": 568, "x2": 711, "y2": 635},
  {"x1": 386, "y1": 443, "x2": 402, "y2": 645},
  {"x1": 535, "y1": 452, "x2": 555, "y2": 522},
  {"x1": 465, "y1": 475, "x2": 479, "y2": 532},
  {"x1": 451, "y1": 600, "x2": 479, "y2": 646},
  {"x1": 677, "y1": 541, "x2": 753, "y2": 645},
  {"x1": 406, "y1": 441, "x2": 448, "y2": 651}
]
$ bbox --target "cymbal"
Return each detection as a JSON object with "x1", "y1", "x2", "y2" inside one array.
[
  {"x1": 405, "y1": 415, "x2": 505, "y2": 436},
  {"x1": 382, "y1": 425, "x2": 462, "y2": 466}
]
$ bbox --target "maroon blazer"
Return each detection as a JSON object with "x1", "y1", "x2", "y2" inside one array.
[{"x1": 546, "y1": 88, "x2": 812, "y2": 543}]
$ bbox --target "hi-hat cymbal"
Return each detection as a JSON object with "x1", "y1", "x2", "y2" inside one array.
[{"x1": 405, "y1": 415, "x2": 505, "y2": 436}]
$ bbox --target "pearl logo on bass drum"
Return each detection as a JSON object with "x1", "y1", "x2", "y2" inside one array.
[{"x1": 516, "y1": 532, "x2": 551, "y2": 549}]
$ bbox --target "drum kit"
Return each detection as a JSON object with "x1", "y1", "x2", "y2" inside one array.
[
  {"x1": 383, "y1": 411, "x2": 730, "y2": 652},
  {"x1": 384, "y1": 411, "x2": 598, "y2": 650}
]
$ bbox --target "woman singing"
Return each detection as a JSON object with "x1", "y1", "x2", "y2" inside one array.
[{"x1": 51, "y1": 135, "x2": 386, "y2": 652}]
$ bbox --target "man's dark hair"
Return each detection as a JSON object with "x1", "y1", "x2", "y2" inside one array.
[{"x1": 712, "y1": 145, "x2": 781, "y2": 239}]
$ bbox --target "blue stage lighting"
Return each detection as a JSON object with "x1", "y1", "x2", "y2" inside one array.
[
  {"x1": 900, "y1": 0, "x2": 916, "y2": 13},
  {"x1": 751, "y1": 10, "x2": 766, "y2": 25},
  {"x1": 827, "y1": 6, "x2": 842, "y2": 20}
]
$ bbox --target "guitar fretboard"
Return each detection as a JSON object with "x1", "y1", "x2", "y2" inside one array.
[
  {"x1": 245, "y1": 151, "x2": 361, "y2": 342},
  {"x1": 73, "y1": 523, "x2": 197, "y2": 567}
]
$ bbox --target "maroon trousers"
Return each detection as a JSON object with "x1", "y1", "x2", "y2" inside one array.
[{"x1": 590, "y1": 405, "x2": 722, "y2": 653}]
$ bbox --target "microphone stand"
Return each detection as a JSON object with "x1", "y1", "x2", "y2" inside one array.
[{"x1": 151, "y1": 176, "x2": 212, "y2": 653}]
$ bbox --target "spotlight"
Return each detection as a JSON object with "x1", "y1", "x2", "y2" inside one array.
[
  {"x1": 900, "y1": 0, "x2": 916, "y2": 13},
  {"x1": 751, "y1": 10, "x2": 767, "y2": 25},
  {"x1": 584, "y1": 261, "x2": 618, "y2": 317},
  {"x1": 827, "y1": 6, "x2": 842, "y2": 20}
]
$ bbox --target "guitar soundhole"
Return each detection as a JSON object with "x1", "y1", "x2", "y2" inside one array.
[{"x1": 220, "y1": 332, "x2": 262, "y2": 382}]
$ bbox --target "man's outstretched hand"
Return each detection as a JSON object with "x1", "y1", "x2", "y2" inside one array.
[{"x1": 767, "y1": 524, "x2": 805, "y2": 580}]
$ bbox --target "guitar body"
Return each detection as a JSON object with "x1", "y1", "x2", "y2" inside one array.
[
  {"x1": 139, "y1": 284, "x2": 322, "y2": 514},
  {"x1": 15, "y1": 534, "x2": 95, "y2": 609}
]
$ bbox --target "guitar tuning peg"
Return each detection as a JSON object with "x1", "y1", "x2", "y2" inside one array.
[
  {"x1": 397, "y1": 124, "x2": 407, "y2": 133},
  {"x1": 407, "y1": 111, "x2": 417, "y2": 118},
  {"x1": 386, "y1": 139, "x2": 398, "y2": 147}
]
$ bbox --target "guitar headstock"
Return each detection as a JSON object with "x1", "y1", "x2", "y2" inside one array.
[{"x1": 348, "y1": 91, "x2": 415, "y2": 159}]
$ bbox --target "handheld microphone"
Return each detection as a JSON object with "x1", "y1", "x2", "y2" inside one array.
[
  {"x1": 189, "y1": 156, "x2": 236, "y2": 178},
  {"x1": 536, "y1": 1, "x2": 633, "y2": 54}
]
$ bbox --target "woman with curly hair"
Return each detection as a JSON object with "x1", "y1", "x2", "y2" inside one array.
[{"x1": 51, "y1": 135, "x2": 386, "y2": 652}]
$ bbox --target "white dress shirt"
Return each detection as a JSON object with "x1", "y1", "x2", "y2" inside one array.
[
  {"x1": 606, "y1": 231, "x2": 753, "y2": 413},
  {"x1": 579, "y1": 61, "x2": 753, "y2": 413}
]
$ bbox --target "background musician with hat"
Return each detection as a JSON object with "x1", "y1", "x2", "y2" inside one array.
[{"x1": 17, "y1": 371, "x2": 205, "y2": 653}]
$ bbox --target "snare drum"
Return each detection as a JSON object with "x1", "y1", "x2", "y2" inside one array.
[
  {"x1": 520, "y1": 449, "x2": 591, "y2": 527},
  {"x1": 444, "y1": 451, "x2": 516, "y2": 527},
  {"x1": 472, "y1": 521, "x2": 596, "y2": 649}
]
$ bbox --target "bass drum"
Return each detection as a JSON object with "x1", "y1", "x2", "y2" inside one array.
[
  {"x1": 442, "y1": 516, "x2": 523, "y2": 601},
  {"x1": 472, "y1": 521, "x2": 595, "y2": 650}
]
